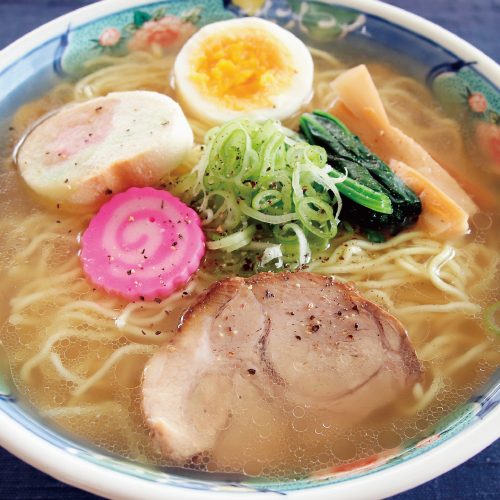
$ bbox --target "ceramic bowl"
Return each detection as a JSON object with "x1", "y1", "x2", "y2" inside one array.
[{"x1": 1, "y1": 1, "x2": 500, "y2": 499}]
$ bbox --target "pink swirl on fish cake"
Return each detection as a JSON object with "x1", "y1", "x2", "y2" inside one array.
[{"x1": 81, "y1": 187, "x2": 205, "y2": 301}]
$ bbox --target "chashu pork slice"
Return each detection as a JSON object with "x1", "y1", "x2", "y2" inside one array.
[
  {"x1": 142, "y1": 272, "x2": 423, "y2": 461},
  {"x1": 16, "y1": 91, "x2": 193, "y2": 211}
]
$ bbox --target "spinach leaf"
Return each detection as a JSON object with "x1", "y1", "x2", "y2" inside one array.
[{"x1": 299, "y1": 110, "x2": 421, "y2": 234}]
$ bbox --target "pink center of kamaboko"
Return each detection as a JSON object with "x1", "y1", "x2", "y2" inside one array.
[
  {"x1": 80, "y1": 187, "x2": 205, "y2": 300},
  {"x1": 45, "y1": 99, "x2": 117, "y2": 166}
]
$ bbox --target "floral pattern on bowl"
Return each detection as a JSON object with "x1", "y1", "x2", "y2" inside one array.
[
  {"x1": 226, "y1": 0, "x2": 366, "y2": 40},
  {"x1": 126, "y1": 11, "x2": 198, "y2": 52},
  {"x1": 59, "y1": 0, "x2": 234, "y2": 78},
  {"x1": 431, "y1": 64, "x2": 500, "y2": 170}
]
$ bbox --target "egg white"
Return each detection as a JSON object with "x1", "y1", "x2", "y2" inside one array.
[{"x1": 173, "y1": 18, "x2": 314, "y2": 127}]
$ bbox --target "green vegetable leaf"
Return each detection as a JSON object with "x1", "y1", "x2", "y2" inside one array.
[
  {"x1": 151, "y1": 7, "x2": 167, "y2": 21},
  {"x1": 123, "y1": 23, "x2": 140, "y2": 35},
  {"x1": 485, "y1": 302, "x2": 500, "y2": 335},
  {"x1": 181, "y1": 7, "x2": 204, "y2": 24},
  {"x1": 489, "y1": 110, "x2": 500, "y2": 125},
  {"x1": 299, "y1": 110, "x2": 421, "y2": 234},
  {"x1": 134, "y1": 11, "x2": 151, "y2": 27},
  {"x1": 364, "y1": 229, "x2": 386, "y2": 243}
]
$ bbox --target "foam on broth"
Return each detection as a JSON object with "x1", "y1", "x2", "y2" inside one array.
[{"x1": 0, "y1": 43, "x2": 500, "y2": 480}]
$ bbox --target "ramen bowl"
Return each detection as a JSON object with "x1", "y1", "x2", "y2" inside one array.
[{"x1": 1, "y1": 0, "x2": 500, "y2": 499}]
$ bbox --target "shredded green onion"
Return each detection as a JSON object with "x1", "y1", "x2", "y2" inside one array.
[
  {"x1": 485, "y1": 302, "x2": 500, "y2": 335},
  {"x1": 206, "y1": 225, "x2": 257, "y2": 251},
  {"x1": 170, "y1": 117, "x2": 344, "y2": 269},
  {"x1": 169, "y1": 116, "x2": 393, "y2": 271},
  {"x1": 240, "y1": 203, "x2": 299, "y2": 224},
  {"x1": 296, "y1": 197, "x2": 337, "y2": 239},
  {"x1": 262, "y1": 245, "x2": 284, "y2": 267},
  {"x1": 282, "y1": 223, "x2": 311, "y2": 266}
]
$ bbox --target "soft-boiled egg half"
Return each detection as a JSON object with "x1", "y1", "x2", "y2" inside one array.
[{"x1": 174, "y1": 17, "x2": 314, "y2": 126}]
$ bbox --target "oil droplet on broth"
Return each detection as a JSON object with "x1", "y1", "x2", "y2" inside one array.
[
  {"x1": 378, "y1": 430, "x2": 402, "y2": 450},
  {"x1": 252, "y1": 407, "x2": 273, "y2": 426},
  {"x1": 292, "y1": 418, "x2": 308, "y2": 432},
  {"x1": 244, "y1": 460, "x2": 263, "y2": 476},
  {"x1": 332, "y1": 438, "x2": 357, "y2": 461}
]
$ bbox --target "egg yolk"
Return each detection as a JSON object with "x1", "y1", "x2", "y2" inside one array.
[{"x1": 189, "y1": 27, "x2": 295, "y2": 111}]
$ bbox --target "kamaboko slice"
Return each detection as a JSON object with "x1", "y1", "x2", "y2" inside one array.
[
  {"x1": 16, "y1": 91, "x2": 193, "y2": 212},
  {"x1": 80, "y1": 187, "x2": 205, "y2": 301}
]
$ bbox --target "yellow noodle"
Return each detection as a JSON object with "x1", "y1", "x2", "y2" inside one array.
[
  {"x1": 392, "y1": 302, "x2": 481, "y2": 315},
  {"x1": 405, "y1": 375, "x2": 444, "y2": 414},
  {"x1": 20, "y1": 328, "x2": 81, "y2": 381},
  {"x1": 427, "y1": 246, "x2": 468, "y2": 301},
  {"x1": 444, "y1": 340, "x2": 492, "y2": 378},
  {"x1": 45, "y1": 401, "x2": 121, "y2": 418},
  {"x1": 49, "y1": 352, "x2": 85, "y2": 385},
  {"x1": 307, "y1": 47, "x2": 344, "y2": 68},
  {"x1": 71, "y1": 344, "x2": 158, "y2": 397}
]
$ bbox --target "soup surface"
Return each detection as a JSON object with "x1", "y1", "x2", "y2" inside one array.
[{"x1": 1, "y1": 30, "x2": 500, "y2": 481}]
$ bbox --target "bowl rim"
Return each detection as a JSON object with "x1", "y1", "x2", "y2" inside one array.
[{"x1": 1, "y1": 0, "x2": 500, "y2": 499}]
